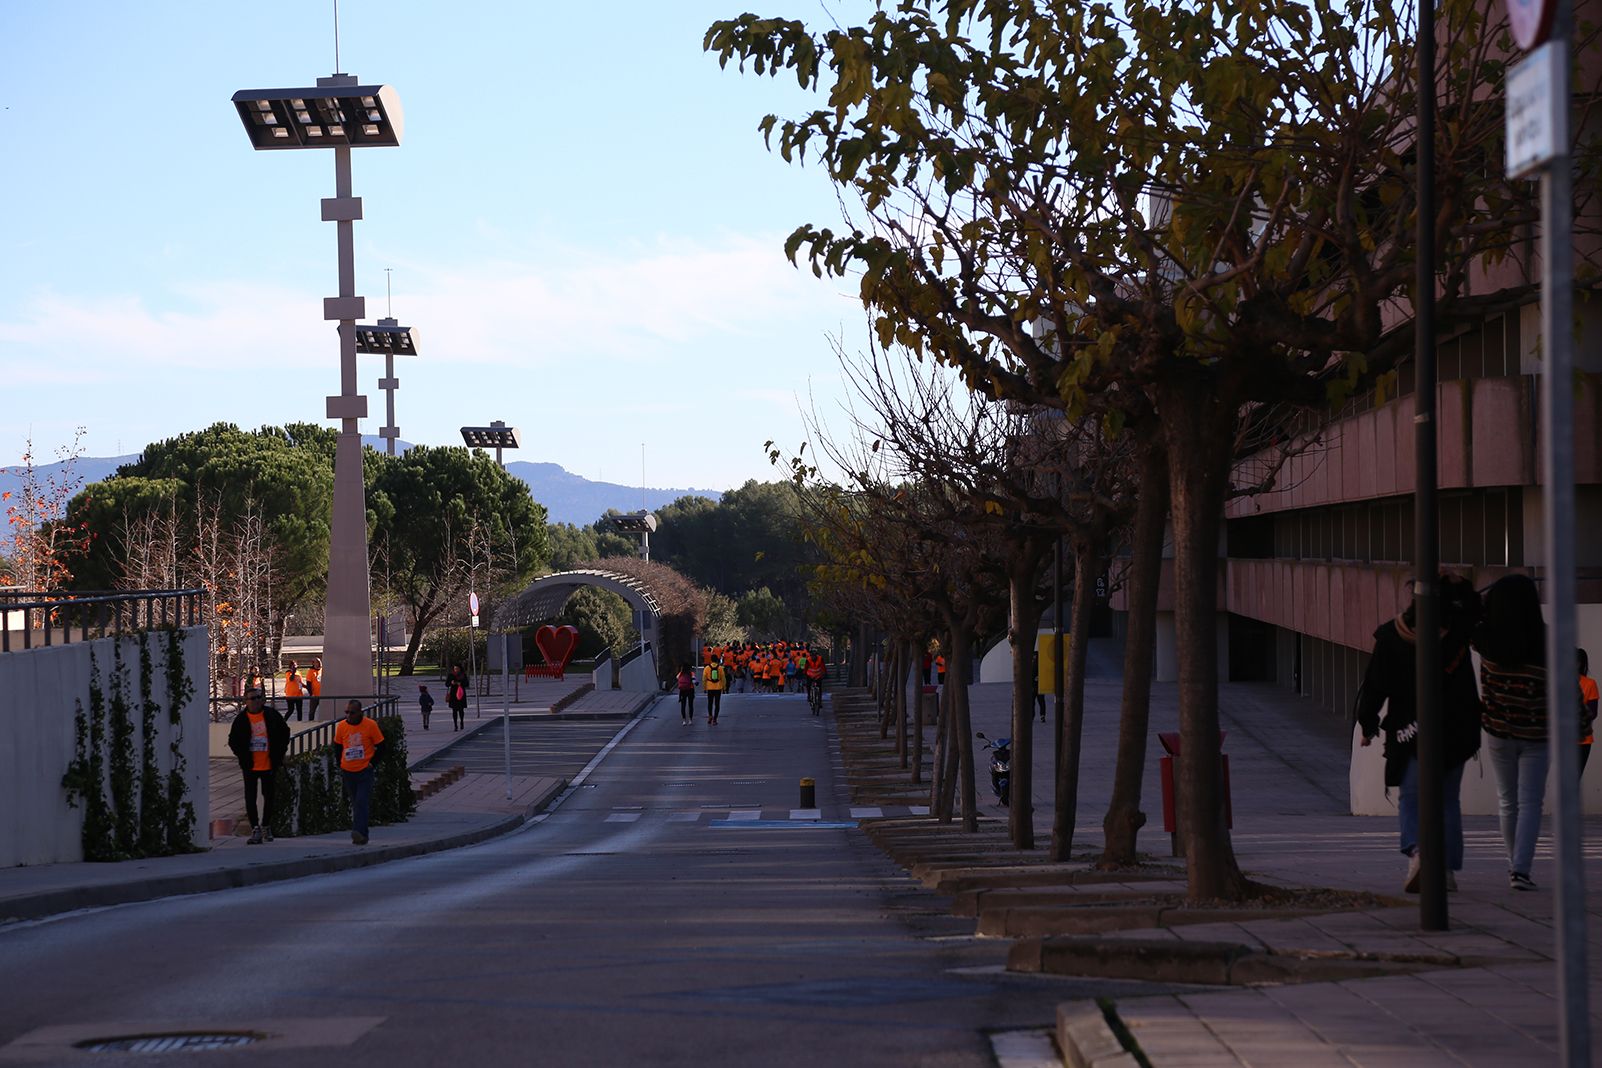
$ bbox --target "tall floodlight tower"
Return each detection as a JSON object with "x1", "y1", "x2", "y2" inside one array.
[
  {"x1": 231, "y1": 77, "x2": 404, "y2": 695},
  {"x1": 356, "y1": 316, "x2": 419, "y2": 455}
]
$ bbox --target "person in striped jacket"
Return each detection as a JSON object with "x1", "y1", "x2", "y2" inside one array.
[{"x1": 1473, "y1": 574, "x2": 1549, "y2": 892}]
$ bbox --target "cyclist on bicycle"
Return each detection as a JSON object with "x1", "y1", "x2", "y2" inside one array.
[{"x1": 804, "y1": 647, "x2": 827, "y2": 713}]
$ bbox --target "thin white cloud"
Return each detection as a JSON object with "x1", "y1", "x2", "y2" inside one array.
[{"x1": 0, "y1": 234, "x2": 855, "y2": 379}]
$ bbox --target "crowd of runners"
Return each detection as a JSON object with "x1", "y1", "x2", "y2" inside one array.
[{"x1": 674, "y1": 641, "x2": 829, "y2": 723}]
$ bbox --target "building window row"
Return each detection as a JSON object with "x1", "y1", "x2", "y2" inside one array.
[{"x1": 1227, "y1": 488, "x2": 1525, "y2": 568}]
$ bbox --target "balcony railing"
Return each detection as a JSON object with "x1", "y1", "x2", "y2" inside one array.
[{"x1": 0, "y1": 589, "x2": 205, "y2": 653}]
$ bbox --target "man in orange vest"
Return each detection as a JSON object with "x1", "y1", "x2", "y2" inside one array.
[{"x1": 334, "y1": 699, "x2": 386, "y2": 845}]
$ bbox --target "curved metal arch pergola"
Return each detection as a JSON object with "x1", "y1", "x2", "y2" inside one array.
[{"x1": 492, "y1": 569, "x2": 663, "y2": 632}]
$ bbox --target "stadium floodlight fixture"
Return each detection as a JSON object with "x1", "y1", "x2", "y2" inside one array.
[
  {"x1": 231, "y1": 85, "x2": 404, "y2": 150},
  {"x1": 607, "y1": 511, "x2": 658, "y2": 535},
  {"x1": 607, "y1": 510, "x2": 659, "y2": 561},
  {"x1": 354, "y1": 318, "x2": 419, "y2": 357},
  {"x1": 461, "y1": 421, "x2": 521, "y2": 466},
  {"x1": 357, "y1": 318, "x2": 418, "y2": 455}
]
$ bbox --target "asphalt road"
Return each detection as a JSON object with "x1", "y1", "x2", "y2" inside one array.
[{"x1": 0, "y1": 692, "x2": 1170, "y2": 1066}]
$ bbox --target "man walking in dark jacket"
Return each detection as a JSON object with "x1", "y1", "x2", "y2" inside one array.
[{"x1": 227, "y1": 687, "x2": 291, "y2": 844}]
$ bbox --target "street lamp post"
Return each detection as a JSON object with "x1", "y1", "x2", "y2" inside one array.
[
  {"x1": 231, "y1": 77, "x2": 404, "y2": 697},
  {"x1": 355, "y1": 319, "x2": 419, "y2": 456},
  {"x1": 460, "y1": 422, "x2": 521, "y2": 468}
]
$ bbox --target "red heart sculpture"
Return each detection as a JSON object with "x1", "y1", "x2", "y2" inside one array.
[{"x1": 535, "y1": 624, "x2": 580, "y2": 670}]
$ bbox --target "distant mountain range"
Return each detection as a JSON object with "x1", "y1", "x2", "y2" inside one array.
[{"x1": 0, "y1": 441, "x2": 719, "y2": 545}]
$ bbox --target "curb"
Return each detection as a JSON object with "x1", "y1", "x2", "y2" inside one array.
[
  {"x1": 1057, "y1": 1002, "x2": 1140, "y2": 1068},
  {"x1": 0, "y1": 779, "x2": 566, "y2": 925}
]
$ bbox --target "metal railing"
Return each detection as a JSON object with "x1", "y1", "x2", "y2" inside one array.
[
  {"x1": 207, "y1": 692, "x2": 398, "y2": 731},
  {"x1": 0, "y1": 589, "x2": 205, "y2": 653}
]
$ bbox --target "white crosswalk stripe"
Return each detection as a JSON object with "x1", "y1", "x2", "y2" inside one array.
[
  {"x1": 849, "y1": 807, "x2": 882, "y2": 819},
  {"x1": 603, "y1": 812, "x2": 641, "y2": 823},
  {"x1": 789, "y1": 809, "x2": 821, "y2": 820},
  {"x1": 724, "y1": 810, "x2": 762, "y2": 821}
]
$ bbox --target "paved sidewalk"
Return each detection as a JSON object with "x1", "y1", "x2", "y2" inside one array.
[
  {"x1": 960, "y1": 640, "x2": 1602, "y2": 1066},
  {"x1": 1, "y1": 688, "x2": 658, "y2": 925}
]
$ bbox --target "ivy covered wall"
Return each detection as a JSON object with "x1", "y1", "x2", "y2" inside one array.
[{"x1": 0, "y1": 627, "x2": 210, "y2": 866}]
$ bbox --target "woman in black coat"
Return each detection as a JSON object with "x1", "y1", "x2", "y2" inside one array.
[
  {"x1": 445, "y1": 663, "x2": 470, "y2": 730},
  {"x1": 1356, "y1": 573, "x2": 1482, "y2": 893}
]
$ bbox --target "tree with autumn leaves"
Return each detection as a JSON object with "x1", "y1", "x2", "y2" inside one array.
[
  {"x1": 2, "y1": 430, "x2": 95, "y2": 593},
  {"x1": 709, "y1": 0, "x2": 1602, "y2": 899}
]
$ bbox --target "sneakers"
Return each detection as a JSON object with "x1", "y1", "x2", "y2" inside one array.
[
  {"x1": 246, "y1": 826, "x2": 263, "y2": 845},
  {"x1": 1404, "y1": 851, "x2": 1421, "y2": 893},
  {"x1": 352, "y1": 832, "x2": 369, "y2": 845},
  {"x1": 1510, "y1": 871, "x2": 1537, "y2": 891},
  {"x1": 263, "y1": 827, "x2": 274, "y2": 844}
]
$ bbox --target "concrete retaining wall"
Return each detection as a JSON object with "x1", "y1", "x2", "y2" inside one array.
[{"x1": 0, "y1": 628, "x2": 210, "y2": 866}]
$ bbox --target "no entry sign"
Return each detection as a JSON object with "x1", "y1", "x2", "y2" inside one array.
[{"x1": 1505, "y1": 0, "x2": 1556, "y2": 49}]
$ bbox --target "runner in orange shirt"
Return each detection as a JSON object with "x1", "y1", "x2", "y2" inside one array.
[{"x1": 334, "y1": 699, "x2": 386, "y2": 845}]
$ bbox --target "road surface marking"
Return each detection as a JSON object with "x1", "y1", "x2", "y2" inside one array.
[
  {"x1": 666, "y1": 812, "x2": 701, "y2": 822},
  {"x1": 725, "y1": 810, "x2": 761, "y2": 821},
  {"x1": 849, "y1": 807, "x2": 882, "y2": 818},
  {"x1": 908, "y1": 805, "x2": 930, "y2": 815},
  {"x1": 789, "y1": 809, "x2": 822, "y2": 820},
  {"x1": 604, "y1": 812, "x2": 642, "y2": 823}
]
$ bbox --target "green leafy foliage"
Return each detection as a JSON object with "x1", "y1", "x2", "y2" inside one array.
[
  {"x1": 557, "y1": 586, "x2": 638, "y2": 662},
  {"x1": 107, "y1": 641, "x2": 138, "y2": 856},
  {"x1": 647, "y1": 481, "x2": 817, "y2": 612},
  {"x1": 67, "y1": 423, "x2": 337, "y2": 606},
  {"x1": 62, "y1": 631, "x2": 198, "y2": 862},
  {"x1": 368, "y1": 445, "x2": 549, "y2": 675}
]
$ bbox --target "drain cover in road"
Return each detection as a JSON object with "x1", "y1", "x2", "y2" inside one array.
[
  {"x1": 707, "y1": 819, "x2": 856, "y2": 829},
  {"x1": 681, "y1": 977, "x2": 984, "y2": 1007},
  {"x1": 78, "y1": 1032, "x2": 261, "y2": 1053}
]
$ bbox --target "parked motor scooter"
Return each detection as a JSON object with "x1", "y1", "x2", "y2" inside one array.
[{"x1": 975, "y1": 731, "x2": 1011, "y2": 806}]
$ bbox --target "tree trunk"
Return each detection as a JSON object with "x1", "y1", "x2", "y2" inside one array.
[
  {"x1": 934, "y1": 636, "x2": 959, "y2": 821},
  {"x1": 1101, "y1": 441, "x2": 1169, "y2": 867},
  {"x1": 949, "y1": 627, "x2": 978, "y2": 833},
  {"x1": 398, "y1": 595, "x2": 439, "y2": 676},
  {"x1": 912, "y1": 645, "x2": 925, "y2": 785},
  {"x1": 900, "y1": 639, "x2": 917, "y2": 770},
  {"x1": 850, "y1": 622, "x2": 869, "y2": 688},
  {"x1": 1007, "y1": 549, "x2": 1048, "y2": 849},
  {"x1": 880, "y1": 643, "x2": 896, "y2": 739},
  {"x1": 1050, "y1": 535, "x2": 1102, "y2": 862},
  {"x1": 1162, "y1": 383, "x2": 1250, "y2": 902}
]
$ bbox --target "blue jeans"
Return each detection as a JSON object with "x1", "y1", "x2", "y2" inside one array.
[
  {"x1": 1485, "y1": 734, "x2": 1549, "y2": 877},
  {"x1": 1397, "y1": 757, "x2": 1466, "y2": 870},
  {"x1": 341, "y1": 765, "x2": 375, "y2": 839}
]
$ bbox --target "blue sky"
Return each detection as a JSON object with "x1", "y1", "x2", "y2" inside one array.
[{"x1": 0, "y1": 1, "x2": 868, "y2": 492}]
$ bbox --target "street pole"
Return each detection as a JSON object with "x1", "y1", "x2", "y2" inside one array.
[
  {"x1": 503, "y1": 632, "x2": 513, "y2": 801},
  {"x1": 1538, "y1": 6, "x2": 1587, "y2": 1062},
  {"x1": 325, "y1": 134, "x2": 376, "y2": 700},
  {"x1": 1053, "y1": 534, "x2": 1065, "y2": 782},
  {"x1": 1412, "y1": 0, "x2": 1448, "y2": 932}
]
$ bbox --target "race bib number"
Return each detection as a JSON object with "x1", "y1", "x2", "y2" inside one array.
[
  {"x1": 251, "y1": 736, "x2": 267, "y2": 752},
  {"x1": 344, "y1": 742, "x2": 365, "y2": 762}
]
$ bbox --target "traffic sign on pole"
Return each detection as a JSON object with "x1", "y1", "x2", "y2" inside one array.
[{"x1": 1505, "y1": 0, "x2": 1557, "y2": 49}]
